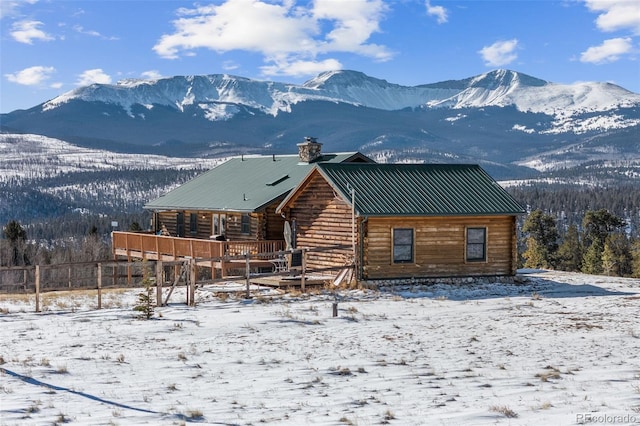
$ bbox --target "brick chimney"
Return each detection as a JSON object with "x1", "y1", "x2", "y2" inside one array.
[{"x1": 297, "y1": 136, "x2": 323, "y2": 163}]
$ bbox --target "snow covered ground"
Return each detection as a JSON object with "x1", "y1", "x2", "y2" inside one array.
[{"x1": 1, "y1": 270, "x2": 639, "y2": 425}]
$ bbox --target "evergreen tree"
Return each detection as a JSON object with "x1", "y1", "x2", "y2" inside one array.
[
  {"x1": 556, "y1": 224, "x2": 582, "y2": 272},
  {"x1": 3, "y1": 220, "x2": 27, "y2": 242},
  {"x1": 2, "y1": 220, "x2": 28, "y2": 266},
  {"x1": 133, "y1": 262, "x2": 155, "y2": 319},
  {"x1": 631, "y1": 239, "x2": 640, "y2": 278},
  {"x1": 582, "y1": 239, "x2": 603, "y2": 275},
  {"x1": 522, "y1": 237, "x2": 550, "y2": 269},
  {"x1": 581, "y1": 210, "x2": 626, "y2": 276},
  {"x1": 582, "y1": 209, "x2": 626, "y2": 248},
  {"x1": 601, "y1": 238, "x2": 617, "y2": 276},
  {"x1": 602, "y1": 234, "x2": 632, "y2": 277},
  {"x1": 522, "y1": 209, "x2": 559, "y2": 268}
]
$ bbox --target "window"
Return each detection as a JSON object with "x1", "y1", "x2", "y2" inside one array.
[
  {"x1": 176, "y1": 212, "x2": 184, "y2": 237},
  {"x1": 190, "y1": 213, "x2": 198, "y2": 235},
  {"x1": 241, "y1": 214, "x2": 250, "y2": 234},
  {"x1": 212, "y1": 213, "x2": 226, "y2": 236},
  {"x1": 393, "y1": 228, "x2": 414, "y2": 263},
  {"x1": 466, "y1": 227, "x2": 486, "y2": 262}
]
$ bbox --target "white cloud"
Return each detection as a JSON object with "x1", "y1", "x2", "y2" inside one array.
[
  {"x1": 73, "y1": 24, "x2": 119, "y2": 40},
  {"x1": 260, "y1": 57, "x2": 342, "y2": 77},
  {"x1": 425, "y1": 0, "x2": 448, "y2": 24},
  {"x1": 580, "y1": 37, "x2": 633, "y2": 63},
  {"x1": 5, "y1": 65, "x2": 55, "y2": 86},
  {"x1": 76, "y1": 69, "x2": 112, "y2": 86},
  {"x1": 222, "y1": 60, "x2": 240, "y2": 71},
  {"x1": 0, "y1": 0, "x2": 38, "y2": 20},
  {"x1": 10, "y1": 20, "x2": 54, "y2": 44},
  {"x1": 478, "y1": 39, "x2": 519, "y2": 67},
  {"x1": 312, "y1": 0, "x2": 391, "y2": 58},
  {"x1": 153, "y1": 0, "x2": 391, "y2": 77},
  {"x1": 584, "y1": 0, "x2": 640, "y2": 35},
  {"x1": 141, "y1": 70, "x2": 163, "y2": 80}
]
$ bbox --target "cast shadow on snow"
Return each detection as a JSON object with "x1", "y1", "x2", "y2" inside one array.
[
  {"x1": 0, "y1": 368, "x2": 219, "y2": 424},
  {"x1": 377, "y1": 271, "x2": 637, "y2": 302}
]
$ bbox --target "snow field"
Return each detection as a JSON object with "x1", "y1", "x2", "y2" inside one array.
[{"x1": 1, "y1": 270, "x2": 639, "y2": 425}]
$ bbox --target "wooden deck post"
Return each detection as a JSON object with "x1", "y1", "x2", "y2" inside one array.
[
  {"x1": 156, "y1": 260, "x2": 163, "y2": 307},
  {"x1": 245, "y1": 253, "x2": 251, "y2": 299},
  {"x1": 300, "y1": 248, "x2": 306, "y2": 293},
  {"x1": 35, "y1": 264, "x2": 40, "y2": 313},
  {"x1": 189, "y1": 259, "x2": 196, "y2": 306},
  {"x1": 97, "y1": 262, "x2": 102, "y2": 310},
  {"x1": 127, "y1": 261, "x2": 132, "y2": 286}
]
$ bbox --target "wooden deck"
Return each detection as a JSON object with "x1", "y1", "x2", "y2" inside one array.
[
  {"x1": 112, "y1": 231, "x2": 286, "y2": 277},
  {"x1": 249, "y1": 275, "x2": 331, "y2": 289}
]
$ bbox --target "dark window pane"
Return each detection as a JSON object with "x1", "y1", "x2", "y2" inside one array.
[
  {"x1": 467, "y1": 244, "x2": 485, "y2": 260},
  {"x1": 394, "y1": 229, "x2": 413, "y2": 245},
  {"x1": 467, "y1": 228, "x2": 485, "y2": 243},
  {"x1": 393, "y1": 228, "x2": 413, "y2": 263},
  {"x1": 394, "y1": 245, "x2": 413, "y2": 262},
  {"x1": 241, "y1": 214, "x2": 250, "y2": 234},
  {"x1": 466, "y1": 227, "x2": 486, "y2": 261}
]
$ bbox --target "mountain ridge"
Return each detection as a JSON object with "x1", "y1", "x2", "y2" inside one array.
[
  {"x1": 1, "y1": 69, "x2": 638, "y2": 182},
  {"x1": 23, "y1": 69, "x2": 640, "y2": 120}
]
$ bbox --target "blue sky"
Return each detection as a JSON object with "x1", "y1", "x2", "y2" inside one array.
[{"x1": 1, "y1": 0, "x2": 639, "y2": 113}]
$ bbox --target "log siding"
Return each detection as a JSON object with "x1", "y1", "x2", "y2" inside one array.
[
  {"x1": 286, "y1": 175, "x2": 354, "y2": 272},
  {"x1": 363, "y1": 216, "x2": 517, "y2": 279},
  {"x1": 282, "y1": 173, "x2": 518, "y2": 280}
]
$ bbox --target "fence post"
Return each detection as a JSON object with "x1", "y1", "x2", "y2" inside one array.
[
  {"x1": 300, "y1": 249, "x2": 306, "y2": 293},
  {"x1": 189, "y1": 258, "x2": 196, "y2": 306},
  {"x1": 35, "y1": 265, "x2": 41, "y2": 313},
  {"x1": 97, "y1": 263, "x2": 102, "y2": 310},
  {"x1": 156, "y1": 260, "x2": 163, "y2": 307},
  {"x1": 245, "y1": 253, "x2": 251, "y2": 299}
]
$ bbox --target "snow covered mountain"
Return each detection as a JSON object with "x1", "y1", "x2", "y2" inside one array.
[
  {"x1": 36, "y1": 69, "x2": 640, "y2": 133},
  {"x1": 1, "y1": 69, "x2": 639, "y2": 180}
]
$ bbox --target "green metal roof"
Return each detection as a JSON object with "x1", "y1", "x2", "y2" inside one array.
[
  {"x1": 312, "y1": 163, "x2": 525, "y2": 216},
  {"x1": 145, "y1": 152, "x2": 368, "y2": 212}
]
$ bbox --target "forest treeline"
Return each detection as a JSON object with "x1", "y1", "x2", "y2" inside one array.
[
  {"x1": 507, "y1": 183, "x2": 640, "y2": 237},
  {"x1": 521, "y1": 208, "x2": 640, "y2": 277},
  {"x1": 1, "y1": 179, "x2": 639, "y2": 278}
]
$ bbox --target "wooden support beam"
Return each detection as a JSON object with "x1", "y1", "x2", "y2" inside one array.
[
  {"x1": 156, "y1": 260, "x2": 163, "y2": 307},
  {"x1": 245, "y1": 253, "x2": 251, "y2": 299},
  {"x1": 189, "y1": 259, "x2": 196, "y2": 306},
  {"x1": 300, "y1": 248, "x2": 306, "y2": 293},
  {"x1": 35, "y1": 265, "x2": 40, "y2": 313},
  {"x1": 97, "y1": 263, "x2": 102, "y2": 310}
]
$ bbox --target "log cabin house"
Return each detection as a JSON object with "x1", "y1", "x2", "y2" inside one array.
[
  {"x1": 111, "y1": 138, "x2": 372, "y2": 275},
  {"x1": 276, "y1": 162, "x2": 525, "y2": 282}
]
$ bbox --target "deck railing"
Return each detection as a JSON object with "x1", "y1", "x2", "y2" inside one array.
[{"x1": 112, "y1": 231, "x2": 285, "y2": 261}]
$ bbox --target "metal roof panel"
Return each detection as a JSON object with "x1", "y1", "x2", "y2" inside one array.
[
  {"x1": 315, "y1": 163, "x2": 525, "y2": 216},
  {"x1": 145, "y1": 152, "x2": 366, "y2": 212}
]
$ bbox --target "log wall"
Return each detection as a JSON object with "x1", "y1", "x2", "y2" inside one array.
[
  {"x1": 287, "y1": 175, "x2": 354, "y2": 272},
  {"x1": 363, "y1": 216, "x2": 517, "y2": 279},
  {"x1": 283, "y1": 173, "x2": 518, "y2": 279},
  {"x1": 155, "y1": 209, "x2": 283, "y2": 241}
]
